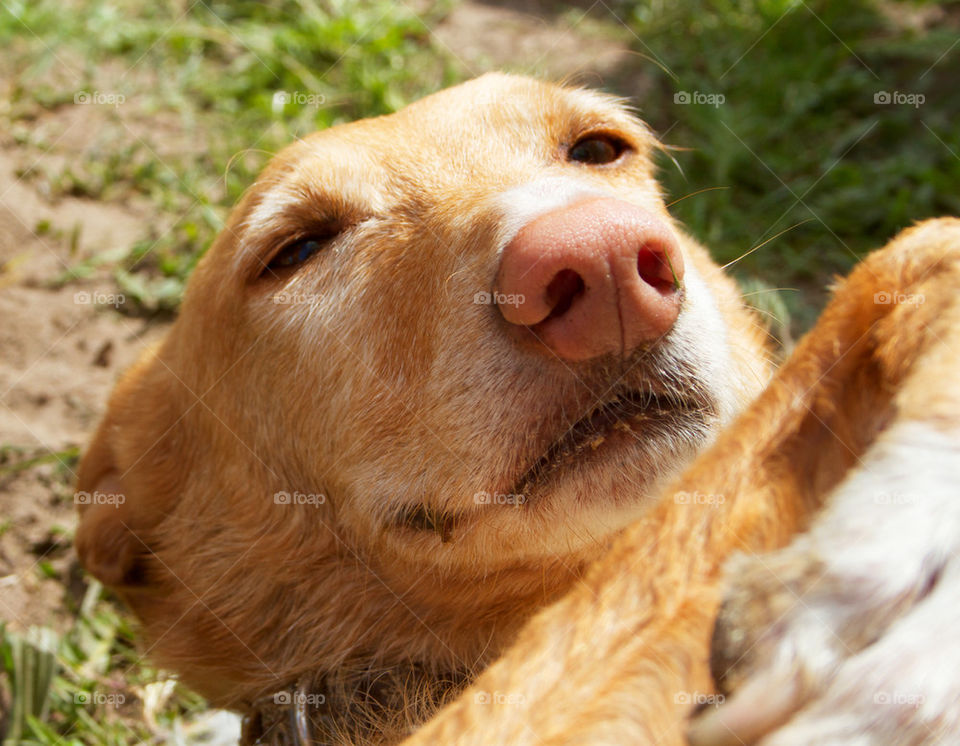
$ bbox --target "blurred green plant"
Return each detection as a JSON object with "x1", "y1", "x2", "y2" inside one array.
[
  {"x1": 620, "y1": 0, "x2": 960, "y2": 326},
  {"x1": 0, "y1": 445, "x2": 79, "y2": 479},
  {"x1": 1, "y1": 581, "x2": 214, "y2": 745},
  {"x1": 1, "y1": 625, "x2": 56, "y2": 746}
]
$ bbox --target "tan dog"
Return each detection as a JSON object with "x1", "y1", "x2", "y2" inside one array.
[{"x1": 75, "y1": 74, "x2": 960, "y2": 744}]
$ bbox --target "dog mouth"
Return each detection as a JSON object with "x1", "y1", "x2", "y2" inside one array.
[
  {"x1": 512, "y1": 387, "x2": 707, "y2": 498},
  {"x1": 392, "y1": 384, "x2": 712, "y2": 540}
]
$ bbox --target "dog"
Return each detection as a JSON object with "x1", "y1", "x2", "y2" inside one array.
[
  {"x1": 401, "y1": 217, "x2": 960, "y2": 746},
  {"x1": 74, "y1": 74, "x2": 960, "y2": 744}
]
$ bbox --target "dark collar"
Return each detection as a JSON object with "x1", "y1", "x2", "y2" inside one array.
[
  {"x1": 240, "y1": 677, "x2": 322, "y2": 745},
  {"x1": 239, "y1": 667, "x2": 472, "y2": 745}
]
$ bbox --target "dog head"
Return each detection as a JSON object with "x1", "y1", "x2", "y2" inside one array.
[{"x1": 76, "y1": 74, "x2": 770, "y2": 705}]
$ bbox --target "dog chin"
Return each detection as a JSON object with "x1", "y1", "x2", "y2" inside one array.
[
  {"x1": 385, "y1": 383, "x2": 720, "y2": 558},
  {"x1": 431, "y1": 408, "x2": 718, "y2": 562}
]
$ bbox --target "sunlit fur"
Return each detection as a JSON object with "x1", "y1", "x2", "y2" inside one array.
[
  {"x1": 403, "y1": 218, "x2": 960, "y2": 746},
  {"x1": 74, "y1": 74, "x2": 773, "y2": 741}
]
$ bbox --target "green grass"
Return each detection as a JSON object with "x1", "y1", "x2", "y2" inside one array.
[
  {"x1": 4, "y1": 0, "x2": 957, "y2": 328},
  {"x1": 1, "y1": 582, "x2": 212, "y2": 745},
  {"x1": 0, "y1": 446, "x2": 80, "y2": 479},
  {"x1": 616, "y1": 0, "x2": 960, "y2": 327}
]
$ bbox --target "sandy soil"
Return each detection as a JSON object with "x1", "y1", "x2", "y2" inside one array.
[{"x1": 0, "y1": 140, "x2": 169, "y2": 632}]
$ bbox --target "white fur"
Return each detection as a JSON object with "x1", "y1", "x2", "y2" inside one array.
[
  {"x1": 666, "y1": 260, "x2": 739, "y2": 427},
  {"x1": 763, "y1": 564, "x2": 960, "y2": 744},
  {"x1": 243, "y1": 188, "x2": 301, "y2": 236},
  {"x1": 715, "y1": 421, "x2": 960, "y2": 744},
  {"x1": 495, "y1": 176, "x2": 611, "y2": 250}
]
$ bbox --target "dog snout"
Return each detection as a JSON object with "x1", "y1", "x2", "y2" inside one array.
[{"x1": 494, "y1": 197, "x2": 685, "y2": 361}]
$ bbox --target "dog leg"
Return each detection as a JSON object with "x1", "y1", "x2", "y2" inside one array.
[{"x1": 693, "y1": 220, "x2": 960, "y2": 746}]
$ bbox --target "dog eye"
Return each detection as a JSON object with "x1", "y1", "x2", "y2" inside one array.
[
  {"x1": 263, "y1": 221, "x2": 343, "y2": 275},
  {"x1": 568, "y1": 134, "x2": 630, "y2": 165},
  {"x1": 267, "y1": 237, "x2": 329, "y2": 271}
]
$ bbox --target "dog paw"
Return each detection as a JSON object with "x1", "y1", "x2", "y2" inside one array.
[{"x1": 690, "y1": 421, "x2": 960, "y2": 745}]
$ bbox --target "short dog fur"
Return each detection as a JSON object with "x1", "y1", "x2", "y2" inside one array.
[{"x1": 75, "y1": 74, "x2": 960, "y2": 744}]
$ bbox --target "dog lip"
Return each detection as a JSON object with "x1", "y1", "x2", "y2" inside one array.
[
  {"x1": 392, "y1": 387, "x2": 707, "y2": 538},
  {"x1": 511, "y1": 387, "x2": 701, "y2": 498}
]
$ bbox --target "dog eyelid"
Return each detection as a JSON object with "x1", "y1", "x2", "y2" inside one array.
[
  {"x1": 567, "y1": 132, "x2": 633, "y2": 165},
  {"x1": 267, "y1": 238, "x2": 327, "y2": 270},
  {"x1": 258, "y1": 222, "x2": 344, "y2": 277}
]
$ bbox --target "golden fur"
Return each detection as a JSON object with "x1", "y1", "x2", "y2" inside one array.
[
  {"x1": 402, "y1": 217, "x2": 960, "y2": 745},
  {"x1": 74, "y1": 73, "x2": 960, "y2": 744}
]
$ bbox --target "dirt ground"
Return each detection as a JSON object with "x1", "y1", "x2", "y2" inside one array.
[
  {"x1": 0, "y1": 141, "x2": 169, "y2": 632},
  {"x1": 0, "y1": 0, "x2": 637, "y2": 634}
]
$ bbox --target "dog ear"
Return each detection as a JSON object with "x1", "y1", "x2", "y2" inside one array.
[
  {"x1": 75, "y1": 348, "x2": 185, "y2": 589},
  {"x1": 75, "y1": 426, "x2": 141, "y2": 587}
]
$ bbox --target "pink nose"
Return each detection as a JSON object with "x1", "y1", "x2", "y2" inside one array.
[{"x1": 494, "y1": 198, "x2": 684, "y2": 361}]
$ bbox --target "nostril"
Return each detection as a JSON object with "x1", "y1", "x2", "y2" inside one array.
[
  {"x1": 637, "y1": 245, "x2": 679, "y2": 294},
  {"x1": 544, "y1": 269, "x2": 585, "y2": 320}
]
